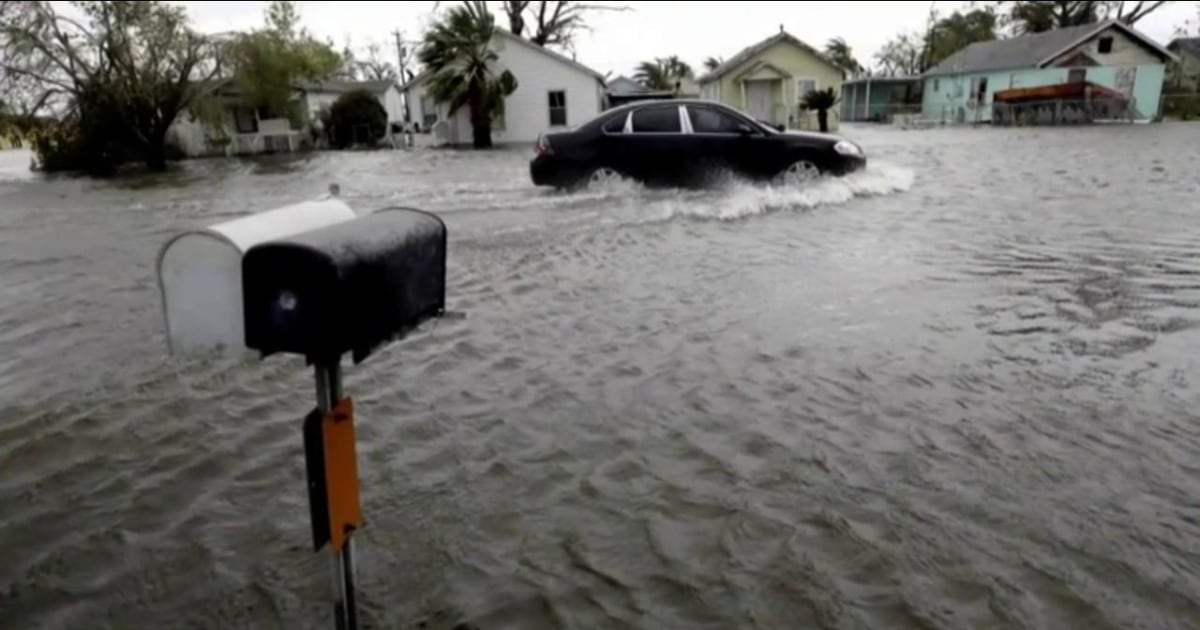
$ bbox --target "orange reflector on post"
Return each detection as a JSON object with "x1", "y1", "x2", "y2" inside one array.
[{"x1": 323, "y1": 397, "x2": 363, "y2": 552}]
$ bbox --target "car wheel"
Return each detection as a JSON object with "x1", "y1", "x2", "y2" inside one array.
[
  {"x1": 777, "y1": 159, "x2": 822, "y2": 185},
  {"x1": 585, "y1": 166, "x2": 623, "y2": 188}
]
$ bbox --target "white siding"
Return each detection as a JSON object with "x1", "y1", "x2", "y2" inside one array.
[
  {"x1": 381, "y1": 86, "x2": 405, "y2": 122},
  {"x1": 304, "y1": 87, "x2": 405, "y2": 124},
  {"x1": 486, "y1": 34, "x2": 604, "y2": 145},
  {"x1": 1048, "y1": 26, "x2": 1166, "y2": 67},
  {"x1": 399, "y1": 35, "x2": 605, "y2": 145}
]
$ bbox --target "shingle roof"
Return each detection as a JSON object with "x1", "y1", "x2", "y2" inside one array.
[
  {"x1": 925, "y1": 20, "x2": 1174, "y2": 77},
  {"x1": 698, "y1": 30, "x2": 841, "y2": 83}
]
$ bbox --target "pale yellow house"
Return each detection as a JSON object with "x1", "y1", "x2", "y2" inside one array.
[{"x1": 698, "y1": 28, "x2": 845, "y2": 131}]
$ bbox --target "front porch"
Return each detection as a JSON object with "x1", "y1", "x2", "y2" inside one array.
[{"x1": 733, "y1": 61, "x2": 837, "y2": 131}]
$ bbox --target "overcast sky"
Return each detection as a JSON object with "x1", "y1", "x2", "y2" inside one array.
[{"x1": 174, "y1": 1, "x2": 1198, "y2": 78}]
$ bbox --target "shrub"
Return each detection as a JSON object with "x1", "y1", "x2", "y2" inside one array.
[{"x1": 328, "y1": 90, "x2": 388, "y2": 149}]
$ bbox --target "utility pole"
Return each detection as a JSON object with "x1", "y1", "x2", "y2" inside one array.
[
  {"x1": 392, "y1": 30, "x2": 409, "y2": 82},
  {"x1": 393, "y1": 29, "x2": 413, "y2": 126}
]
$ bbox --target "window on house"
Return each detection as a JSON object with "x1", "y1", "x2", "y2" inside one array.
[
  {"x1": 1069, "y1": 68, "x2": 1087, "y2": 83},
  {"x1": 1098, "y1": 37, "x2": 1114, "y2": 54},
  {"x1": 233, "y1": 106, "x2": 258, "y2": 134},
  {"x1": 548, "y1": 90, "x2": 567, "y2": 126},
  {"x1": 796, "y1": 78, "x2": 817, "y2": 102},
  {"x1": 630, "y1": 106, "x2": 681, "y2": 133},
  {"x1": 933, "y1": 78, "x2": 940, "y2": 92},
  {"x1": 969, "y1": 76, "x2": 988, "y2": 103}
]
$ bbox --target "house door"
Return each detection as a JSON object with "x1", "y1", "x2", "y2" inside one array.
[
  {"x1": 745, "y1": 80, "x2": 773, "y2": 122},
  {"x1": 1116, "y1": 66, "x2": 1136, "y2": 97}
]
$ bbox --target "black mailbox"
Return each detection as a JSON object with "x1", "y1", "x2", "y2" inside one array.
[{"x1": 242, "y1": 208, "x2": 447, "y2": 364}]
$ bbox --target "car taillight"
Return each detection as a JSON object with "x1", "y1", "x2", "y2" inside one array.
[{"x1": 534, "y1": 135, "x2": 553, "y2": 156}]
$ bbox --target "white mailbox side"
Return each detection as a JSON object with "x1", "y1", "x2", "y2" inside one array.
[{"x1": 156, "y1": 199, "x2": 358, "y2": 354}]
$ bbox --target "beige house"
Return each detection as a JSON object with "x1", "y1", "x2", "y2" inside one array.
[
  {"x1": 698, "y1": 28, "x2": 845, "y2": 131},
  {"x1": 169, "y1": 79, "x2": 307, "y2": 157}
]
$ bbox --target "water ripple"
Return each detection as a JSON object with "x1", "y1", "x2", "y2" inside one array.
[{"x1": 3, "y1": 123, "x2": 1200, "y2": 628}]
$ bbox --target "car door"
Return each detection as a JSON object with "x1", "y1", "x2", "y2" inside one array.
[
  {"x1": 685, "y1": 104, "x2": 775, "y2": 181},
  {"x1": 622, "y1": 104, "x2": 687, "y2": 185},
  {"x1": 685, "y1": 104, "x2": 749, "y2": 181}
]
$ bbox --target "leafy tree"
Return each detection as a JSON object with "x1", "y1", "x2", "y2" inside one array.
[
  {"x1": 874, "y1": 33, "x2": 925, "y2": 76},
  {"x1": 0, "y1": 1, "x2": 223, "y2": 173},
  {"x1": 925, "y1": 8, "x2": 998, "y2": 68},
  {"x1": 358, "y1": 43, "x2": 399, "y2": 82},
  {"x1": 824, "y1": 38, "x2": 863, "y2": 76},
  {"x1": 418, "y1": 2, "x2": 518, "y2": 148},
  {"x1": 634, "y1": 56, "x2": 692, "y2": 91},
  {"x1": 226, "y1": 1, "x2": 342, "y2": 121},
  {"x1": 801, "y1": 87, "x2": 838, "y2": 132},
  {"x1": 874, "y1": 7, "x2": 997, "y2": 75},
  {"x1": 328, "y1": 89, "x2": 387, "y2": 148},
  {"x1": 334, "y1": 41, "x2": 399, "y2": 82}
]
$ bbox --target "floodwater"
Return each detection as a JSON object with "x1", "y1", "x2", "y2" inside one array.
[{"x1": 2, "y1": 122, "x2": 1200, "y2": 630}]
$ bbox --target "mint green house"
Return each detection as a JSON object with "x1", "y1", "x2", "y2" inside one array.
[{"x1": 922, "y1": 20, "x2": 1176, "y2": 124}]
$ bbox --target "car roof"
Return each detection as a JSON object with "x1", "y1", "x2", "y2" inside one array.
[
  {"x1": 606, "y1": 98, "x2": 728, "y2": 113},
  {"x1": 589, "y1": 99, "x2": 743, "y2": 126}
]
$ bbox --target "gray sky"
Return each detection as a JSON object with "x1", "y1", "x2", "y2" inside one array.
[{"x1": 175, "y1": 1, "x2": 1198, "y2": 78}]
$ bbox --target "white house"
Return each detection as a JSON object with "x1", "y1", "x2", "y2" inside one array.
[
  {"x1": 401, "y1": 29, "x2": 607, "y2": 145},
  {"x1": 302, "y1": 79, "x2": 406, "y2": 126}
]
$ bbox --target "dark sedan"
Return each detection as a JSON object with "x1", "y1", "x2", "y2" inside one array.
[{"x1": 530, "y1": 99, "x2": 867, "y2": 190}]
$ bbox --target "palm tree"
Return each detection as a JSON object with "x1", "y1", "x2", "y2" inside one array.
[
  {"x1": 801, "y1": 87, "x2": 839, "y2": 133},
  {"x1": 418, "y1": 1, "x2": 518, "y2": 148},
  {"x1": 634, "y1": 55, "x2": 693, "y2": 91},
  {"x1": 824, "y1": 37, "x2": 863, "y2": 77},
  {"x1": 702, "y1": 56, "x2": 724, "y2": 73}
]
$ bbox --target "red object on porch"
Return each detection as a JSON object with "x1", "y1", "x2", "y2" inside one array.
[{"x1": 993, "y1": 81, "x2": 1126, "y2": 104}]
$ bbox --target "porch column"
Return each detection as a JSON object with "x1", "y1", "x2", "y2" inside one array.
[
  {"x1": 864, "y1": 78, "x2": 871, "y2": 120},
  {"x1": 740, "y1": 80, "x2": 747, "y2": 110}
]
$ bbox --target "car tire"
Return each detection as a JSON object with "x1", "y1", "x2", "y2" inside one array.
[
  {"x1": 581, "y1": 166, "x2": 624, "y2": 189},
  {"x1": 775, "y1": 159, "x2": 822, "y2": 185}
]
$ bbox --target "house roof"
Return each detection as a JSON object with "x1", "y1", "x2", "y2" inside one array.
[
  {"x1": 1169, "y1": 37, "x2": 1200, "y2": 60},
  {"x1": 190, "y1": 78, "x2": 305, "y2": 98},
  {"x1": 698, "y1": 30, "x2": 841, "y2": 84},
  {"x1": 732, "y1": 60, "x2": 792, "y2": 82},
  {"x1": 303, "y1": 80, "x2": 399, "y2": 95},
  {"x1": 398, "y1": 71, "x2": 429, "y2": 93},
  {"x1": 398, "y1": 29, "x2": 605, "y2": 92},
  {"x1": 493, "y1": 29, "x2": 605, "y2": 81},
  {"x1": 842, "y1": 76, "x2": 922, "y2": 87},
  {"x1": 925, "y1": 20, "x2": 1176, "y2": 77}
]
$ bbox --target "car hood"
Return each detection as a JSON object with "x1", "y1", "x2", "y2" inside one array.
[{"x1": 780, "y1": 129, "x2": 844, "y2": 142}]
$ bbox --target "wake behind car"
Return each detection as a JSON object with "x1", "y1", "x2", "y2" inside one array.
[{"x1": 530, "y1": 99, "x2": 866, "y2": 190}]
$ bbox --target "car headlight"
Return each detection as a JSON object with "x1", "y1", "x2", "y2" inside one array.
[{"x1": 834, "y1": 140, "x2": 864, "y2": 157}]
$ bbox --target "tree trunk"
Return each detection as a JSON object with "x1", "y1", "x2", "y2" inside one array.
[
  {"x1": 818, "y1": 109, "x2": 829, "y2": 133},
  {"x1": 144, "y1": 132, "x2": 168, "y2": 172},
  {"x1": 467, "y1": 85, "x2": 492, "y2": 149},
  {"x1": 472, "y1": 117, "x2": 492, "y2": 149}
]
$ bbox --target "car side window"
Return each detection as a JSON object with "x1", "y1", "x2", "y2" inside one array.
[
  {"x1": 630, "y1": 106, "x2": 682, "y2": 133},
  {"x1": 602, "y1": 114, "x2": 626, "y2": 134},
  {"x1": 688, "y1": 107, "x2": 745, "y2": 133}
]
